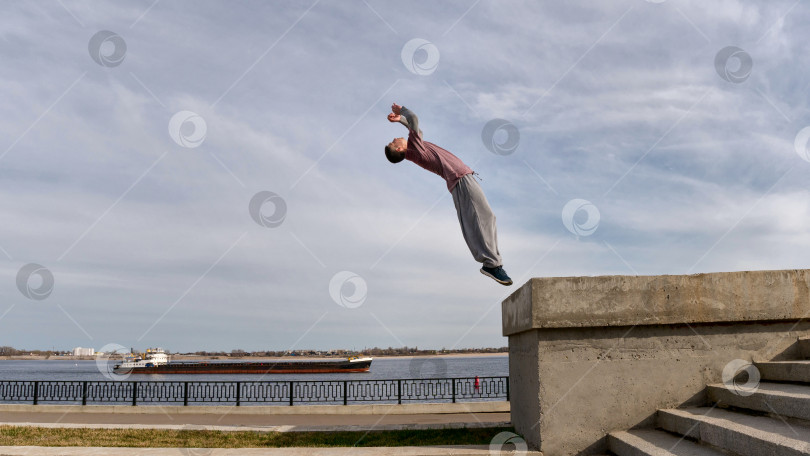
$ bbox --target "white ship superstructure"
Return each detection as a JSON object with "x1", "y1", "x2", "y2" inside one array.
[
  {"x1": 116, "y1": 348, "x2": 169, "y2": 369},
  {"x1": 348, "y1": 356, "x2": 373, "y2": 364}
]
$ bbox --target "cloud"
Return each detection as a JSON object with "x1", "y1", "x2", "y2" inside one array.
[{"x1": 0, "y1": 1, "x2": 809, "y2": 353}]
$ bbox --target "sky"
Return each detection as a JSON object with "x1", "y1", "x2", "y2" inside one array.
[{"x1": 1, "y1": 0, "x2": 810, "y2": 353}]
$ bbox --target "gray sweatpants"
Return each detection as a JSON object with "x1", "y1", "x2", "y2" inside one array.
[{"x1": 451, "y1": 174, "x2": 502, "y2": 268}]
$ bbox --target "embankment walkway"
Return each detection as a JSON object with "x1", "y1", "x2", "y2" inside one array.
[
  {"x1": 0, "y1": 402, "x2": 524, "y2": 456},
  {"x1": 0, "y1": 401, "x2": 509, "y2": 432},
  {"x1": 0, "y1": 447, "x2": 530, "y2": 455}
]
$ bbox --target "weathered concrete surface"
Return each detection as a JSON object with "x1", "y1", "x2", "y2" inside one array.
[
  {"x1": 507, "y1": 329, "x2": 541, "y2": 444},
  {"x1": 502, "y1": 269, "x2": 810, "y2": 336},
  {"x1": 754, "y1": 360, "x2": 810, "y2": 383},
  {"x1": 799, "y1": 336, "x2": 810, "y2": 358},
  {"x1": 658, "y1": 407, "x2": 810, "y2": 455},
  {"x1": 502, "y1": 269, "x2": 810, "y2": 455},
  {"x1": 608, "y1": 429, "x2": 728, "y2": 456},
  {"x1": 707, "y1": 382, "x2": 810, "y2": 421}
]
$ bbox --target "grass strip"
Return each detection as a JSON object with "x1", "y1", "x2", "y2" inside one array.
[{"x1": 0, "y1": 425, "x2": 515, "y2": 448}]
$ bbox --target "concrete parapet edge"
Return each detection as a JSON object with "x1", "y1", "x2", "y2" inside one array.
[
  {"x1": 0, "y1": 401, "x2": 509, "y2": 415},
  {"x1": 502, "y1": 269, "x2": 810, "y2": 336}
]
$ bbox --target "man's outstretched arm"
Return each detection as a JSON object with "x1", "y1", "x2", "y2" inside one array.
[
  {"x1": 388, "y1": 103, "x2": 422, "y2": 137},
  {"x1": 400, "y1": 106, "x2": 421, "y2": 137}
]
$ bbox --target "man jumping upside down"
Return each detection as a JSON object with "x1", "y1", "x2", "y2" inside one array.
[{"x1": 385, "y1": 103, "x2": 512, "y2": 286}]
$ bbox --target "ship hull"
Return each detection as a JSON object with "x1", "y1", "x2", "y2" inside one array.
[{"x1": 115, "y1": 359, "x2": 372, "y2": 375}]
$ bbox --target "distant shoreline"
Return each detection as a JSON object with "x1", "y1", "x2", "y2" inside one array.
[{"x1": 0, "y1": 352, "x2": 508, "y2": 362}]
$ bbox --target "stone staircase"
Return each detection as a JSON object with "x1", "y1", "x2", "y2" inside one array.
[{"x1": 606, "y1": 336, "x2": 810, "y2": 455}]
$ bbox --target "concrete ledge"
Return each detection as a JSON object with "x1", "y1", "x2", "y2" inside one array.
[
  {"x1": 0, "y1": 401, "x2": 509, "y2": 415},
  {"x1": 502, "y1": 269, "x2": 810, "y2": 336},
  {"x1": 502, "y1": 269, "x2": 810, "y2": 455}
]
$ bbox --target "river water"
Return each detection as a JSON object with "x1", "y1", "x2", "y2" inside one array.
[{"x1": 0, "y1": 355, "x2": 508, "y2": 382}]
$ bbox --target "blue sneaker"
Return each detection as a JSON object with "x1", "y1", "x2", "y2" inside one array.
[{"x1": 480, "y1": 265, "x2": 513, "y2": 286}]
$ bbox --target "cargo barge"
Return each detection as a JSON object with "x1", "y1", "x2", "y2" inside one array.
[{"x1": 113, "y1": 348, "x2": 372, "y2": 374}]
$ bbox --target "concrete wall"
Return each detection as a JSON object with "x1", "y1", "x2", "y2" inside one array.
[{"x1": 502, "y1": 269, "x2": 810, "y2": 455}]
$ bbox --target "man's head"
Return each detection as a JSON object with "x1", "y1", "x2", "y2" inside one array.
[{"x1": 385, "y1": 137, "x2": 407, "y2": 163}]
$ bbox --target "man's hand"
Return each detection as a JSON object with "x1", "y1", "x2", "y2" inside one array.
[
  {"x1": 387, "y1": 113, "x2": 401, "y2": 123},
  {"x1": 391, "y1": 103, "x2": 402, "y2": 115}
]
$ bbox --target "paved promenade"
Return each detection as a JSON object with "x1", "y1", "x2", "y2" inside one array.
[
  {"x1": 0, "y1": 409, "x2": 510, "y2": 432},
  {"x1": 0, "y1": 447, "x2": 539, "y2": 455},
  {"x1": 0, "y1": 403, "x2": 535, "y2": 455},
  {"x1": 0, "y1": 402, "x2": 509, "y2": 431}
]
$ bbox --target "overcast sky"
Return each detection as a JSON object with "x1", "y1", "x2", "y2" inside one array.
[{"x1": 1, "y1": 0, "x2": 809, "y2": 353}]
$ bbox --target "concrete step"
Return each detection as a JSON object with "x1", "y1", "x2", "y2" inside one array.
[
  {"x1": 799, "y1": 337, "x2": 810, "y2": 360},
  {"x1": 707, "y1": 382, "x2": 810, "y2": 421},
  {"x1": 608, "y1": 429, "x2": 729, "y2": 456},
  {"x1": 755, "y1": 360, "x2": 810, "y2": 383},
  {"x1": 658, "y1": 407, "x2": 810, "y2": 456}
]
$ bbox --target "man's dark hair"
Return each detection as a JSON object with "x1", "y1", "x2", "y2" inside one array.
[{"x1": 385, "y1": 144, "x2": 405, "y2": 163}]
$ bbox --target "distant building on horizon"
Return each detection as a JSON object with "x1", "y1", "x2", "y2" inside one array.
[{"x1": 72, "y1": 347, "x2": 94, "y2": 356}]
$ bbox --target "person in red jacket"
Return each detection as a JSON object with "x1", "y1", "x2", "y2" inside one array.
[{"x1": 384, "y1": 103, "x2": 512, "y2": 286}]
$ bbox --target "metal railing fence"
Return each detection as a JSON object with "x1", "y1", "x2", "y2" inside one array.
[{"x1": 0, "y1": 376, "x2": 509, "y2": 406}]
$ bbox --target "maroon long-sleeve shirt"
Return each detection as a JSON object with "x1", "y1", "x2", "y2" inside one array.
[{"x1": 400, "y1": 107, "x2": 473, "y2": 192}]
